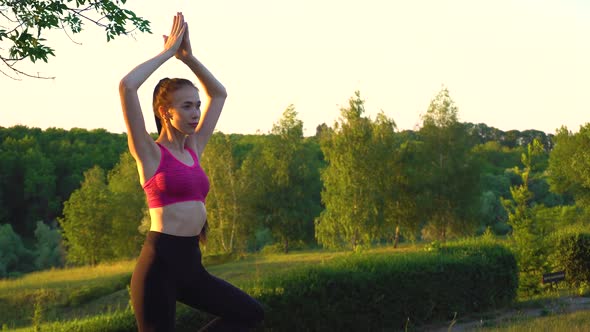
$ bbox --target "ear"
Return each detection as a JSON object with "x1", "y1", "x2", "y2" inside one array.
[{"x1": 158, "y1": 106, "x2": 170, "y2": 120}]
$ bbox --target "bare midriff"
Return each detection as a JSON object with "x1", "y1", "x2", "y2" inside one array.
[{"x1": 148, "y1": 200, "x2": 207, "y2": 236}]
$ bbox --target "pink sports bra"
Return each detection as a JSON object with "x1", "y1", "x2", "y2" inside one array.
[{"x1": 142, "y1": 143, "x2": 209, "y2": 208}]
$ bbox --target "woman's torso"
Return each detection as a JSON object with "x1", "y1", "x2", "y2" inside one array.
[
  {"x1": 148, "y1": 200, "x2": 207, "y2": 236},
  {"x1": 138, "y1": 142, "x2": 208, "y2": 237}
]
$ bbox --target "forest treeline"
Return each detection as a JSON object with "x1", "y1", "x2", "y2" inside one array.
[{"x1": 1, "y1": 88, "x2": 589, "y2": 278}]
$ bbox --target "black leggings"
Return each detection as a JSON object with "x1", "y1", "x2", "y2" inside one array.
[{"x1": 131, "y1": 231, "x2": 264, "y2": 331}]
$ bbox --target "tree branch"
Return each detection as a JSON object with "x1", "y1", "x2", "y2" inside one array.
[
  {"x1": 59, "y1": 20, "x2": 81, "y2": 45},
  {"x1": 66, "y1": 7, "x2": 108, "y2": 28},
  {"x1": 0, "y1": 66, "x2": 20, "y2": 80},
  {"x1": 0, "y1": 8, "x2": 18, "y2": 23},
  {"x1": 1, "y1": 56, "x2": 55, "y2": 80}
]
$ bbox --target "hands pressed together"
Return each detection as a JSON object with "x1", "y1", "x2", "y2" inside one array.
[{"x1": 163, "y1": 12, "x2": 193, "y2": 61}]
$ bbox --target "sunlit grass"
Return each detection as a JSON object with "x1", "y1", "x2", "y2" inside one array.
[
  {"x1": 7, "y1": 239, "x2": 586, "y2": 331},
  {"x1": 475, "y1": 309, "x2": 590, "y2": 332},
  {"x1": 0, "y1": 259, "x2": 136, "y2": 295}
]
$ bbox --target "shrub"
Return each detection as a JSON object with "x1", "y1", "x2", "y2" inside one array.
[
  {"x1": 33, "y1": 221, "x2": 64, "y2": 270},
  {"x1": 248, "y1": 241, "x2": 517, "y2": 331},
  {"x1": 548, "y1": 227, "x2": 590, "y2": 292},
  {"x1": 0, "y1": 224, "x2": 34, "y2": 278}
]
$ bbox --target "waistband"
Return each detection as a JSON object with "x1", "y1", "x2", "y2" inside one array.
[{"x1": 145, "y1": 231, "x2": 200, "y2": 250}]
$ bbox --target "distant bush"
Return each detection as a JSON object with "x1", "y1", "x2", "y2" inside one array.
[
  {"x1": 548, "y1": 226, "x2": 590, "y2": 292},
  {"x1": 202, "y1": 252, "x2": 242, "y2": 266},
  {"x1": 0, "y1": 224, "x2": 34, "y2": 278},
  {"x1": 33, "y1": 221, "x2": 64, "y2": 270}
]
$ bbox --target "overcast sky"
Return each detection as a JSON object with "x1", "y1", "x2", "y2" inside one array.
[{"x1": 2, "y1": 0, "x2": 588, "y2": 136}]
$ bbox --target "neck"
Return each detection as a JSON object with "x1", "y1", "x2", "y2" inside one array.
[{"x1": 158, "y1": 128, "x2": 187, "y2": 152}]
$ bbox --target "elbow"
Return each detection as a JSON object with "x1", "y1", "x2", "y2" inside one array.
[
  {"x1": 216, "y1": 85, "x2": 228, "y2": 99},
  {"x1": 119, "y1": 78, "x2": 138, "y2": 95}
]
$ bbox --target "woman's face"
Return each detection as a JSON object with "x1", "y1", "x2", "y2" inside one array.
[{"x1": 166, "y1": 85, "x2": 201, "y2": 135}]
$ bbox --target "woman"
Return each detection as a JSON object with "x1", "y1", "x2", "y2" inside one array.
[{"x1": 119, "y1": 12, "x2": 264, "y2": 332}]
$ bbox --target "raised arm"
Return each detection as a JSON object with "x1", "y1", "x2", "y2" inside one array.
[
  {"x1": 172, "y1": 20, "x2": 227, "y2": 158},
  {"x1": 119, "y1": 13, "x2": 187, "y2": 162}
]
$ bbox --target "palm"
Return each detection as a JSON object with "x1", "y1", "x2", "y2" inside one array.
[
  {"x1": 177, "y1": 26, "x2": 192, "y2": 59},
  {"x1": 163, "y1": 13, "x2": 186, "y2": 56}
]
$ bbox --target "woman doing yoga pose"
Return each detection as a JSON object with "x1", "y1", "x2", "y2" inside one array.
[{"x1": 119, "y1": 12, "x2": 264, "y2": 332}]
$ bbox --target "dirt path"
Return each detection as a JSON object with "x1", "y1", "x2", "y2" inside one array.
[{"x1": 423, "y1": 296, "x2": 590, "y2": 331}]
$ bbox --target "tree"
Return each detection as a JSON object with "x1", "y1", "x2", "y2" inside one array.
[
  {"x1": 33, "y1": 221, "x2": 64, "y2": 270},
  {"x1": 106, "y1": 151, "x2": 145, "y2": 258},
  {"x1": 548, "y1": 124, "x2": 590, "y2": 208},
  {"x1": 417, "y1": 87, "x2": 481, "y2": 241},
  {"x1": 0, "y1": 223, "x2": 34, "y2": 278},
  {"x1": 243, "y1": 105, "x2": 320, "y2": 253},
  {"x1": 0, "y1": 0, "x2": 150, "y2": 78},
  {"x1": 59, "y1": 166, "x2": 112, "y2": 265},
  {"x1": 201, "y1": 132, "x2": 245, "y2": 253},
  {"x1": 316, "y1": 92, "x2": 397, "y2": 250},
  {"x1": 0, "y1": 135, "x2": 57, "y2": 237},
  {"x1": 370, "y1": 112, "x2": 412, "y2": 247},
  {"x1": 501, "y1": 139, "x2": 550, "y2": 295}
]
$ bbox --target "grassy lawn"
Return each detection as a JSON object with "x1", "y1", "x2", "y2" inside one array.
[
  {"x1": 474, "y1": 309, "x2": 590, "y2": 332},
  {"x1": 0, "y1": 243, "x2": 416, "y2": 330},
  {"x1": 2, "y1": 241, "x2": 589, "y2": 331}
]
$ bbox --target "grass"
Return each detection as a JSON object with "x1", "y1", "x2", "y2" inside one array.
[
  {"x1": 0, "y1": 243, "x2": 417, "y2": 330},
  {"x1": 2, "y1": 241, "x2": 589, "y2": 331},
  {"x1": 474, "y1": 310, "x2": 590, "y2": 331}
]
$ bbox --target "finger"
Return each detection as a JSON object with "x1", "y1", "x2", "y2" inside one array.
[
  {"x1": 178, "y1": 23, "x2": 187, "y2": 39},
  {"x1": 170, "y1": 15, "x2": 178, "y2": 36},
  {"x1": 174, "y1": 14, "x2": 183, "y2": 36},
  {"x1": 177, "y1": 13, "x2": 184, "y2": 32},
  {"x1": 170, "y1": 16, "x2": 176, "y2": 36}
]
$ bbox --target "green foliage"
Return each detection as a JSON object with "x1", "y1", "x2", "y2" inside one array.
[
  {"x1": 417, "y1": 87, "x2": 482, "y2": 240},
  {"x1": 0, "y1": 224, "x2": 34, "y2": 278},
  {"x1": 200, "y1": 132, "x2": 246, "y2": 253},
  {"x1": 33, "y1": 221, "x2": 63, "y2": 270},
  {"x1": 242, "y1": 106, "x2": 321, "y2": 253},
  {"x1": 548, "y1": 124, "x2": 590, "y2": 208},
  {"x1": 254, "y1": 241, "x2": 517, "y2": 331},
  {"x1": 0, "y1": 135, "x2": 57, "y2": 236},
  {"x1": 1, "y1": 243, "x2": 517, "y2": 331},
  {"x1": 0, "y1": 0, "x2": 150, "y2": 77},
  {"x1": 249, "y1": 227, "x2": 274, "y2": 252},
  {"x1": 548, "y1": 226, "x2": 590, "y2": 293},
  {"x1": 106, "y1": 152, "x2": 145, "y2": 258},
  {"x1": 501, "y1": 139, "x2": 551, "y2": 295},
  {"x1": 0, "y1": 126, "x2": 127, "y2": 240},
  {"x1": 316, "y1": 91, "x2": 406, "y2": 249},
  {"x1": 59, "y1": 150, "x2": 146, "y2": 265},
  {"x1": 31, "y1": 290, "x2": 46, "y2": 332},
  {"x1": 59, "y1": 166, "x2": 113, "y2": 265}
]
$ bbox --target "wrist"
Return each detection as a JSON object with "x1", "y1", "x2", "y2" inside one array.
[
  {"x1": 179, "y1": 54, "x2": 198, "y2": 64},
  {"x1": 160, "y1": 49, "x2": 175, "y2": 60}
]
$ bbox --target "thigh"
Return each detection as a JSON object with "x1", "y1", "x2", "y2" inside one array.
[
  {"x1": 177, "y1": 270, "x2": 264, "y2": 327},
  {"x1": 131, "y1": 245, "x2": 177, "y2": 332}
]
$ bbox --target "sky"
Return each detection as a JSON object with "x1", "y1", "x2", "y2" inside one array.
[{"x1": 1, "y1": 0, "x2": 589, "y2": 137}]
